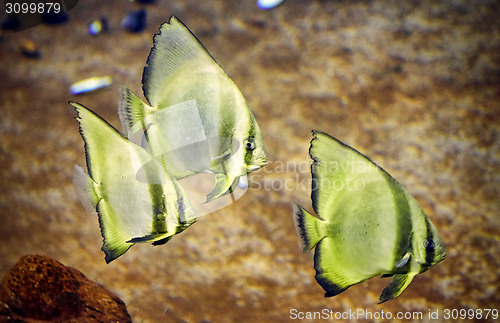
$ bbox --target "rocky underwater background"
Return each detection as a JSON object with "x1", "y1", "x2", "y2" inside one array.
[{"x1": 0, "y1": 0, "x2": 499, "y2": 322}]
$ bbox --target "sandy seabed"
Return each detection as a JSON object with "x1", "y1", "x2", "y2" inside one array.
[{"x1": 1, "y1": 0, "x2": 499, "y2": 322}]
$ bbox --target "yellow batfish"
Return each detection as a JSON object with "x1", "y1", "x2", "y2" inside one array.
[
  {"x1": 294, "y1": 131, "x2": 446, "y2": 303},
  {"x1": 118, "y1": 16, "x2": 268, "y2": 201},
  {"x1": 71, "y1": 102, "x2": 196, "y2": 263}
]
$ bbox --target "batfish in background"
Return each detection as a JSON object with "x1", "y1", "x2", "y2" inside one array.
[
  {"x1": 119, "y1": 16, "x2": 268, "y2": 202},
  {"x1": 71, "y1": 102, "x2": 196, "y2": 263},
  {"x1": 294, "y1": 130, "x2": 446, "y2": 303}
]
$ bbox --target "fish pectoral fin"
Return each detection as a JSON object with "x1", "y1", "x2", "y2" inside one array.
[
  {"x1": 395, "y1": 252, "x2": 411, "y2": 268},
  {"x1": 211, "y1": 149, "x2": 231, "y2": 163},
  {"x1": 73, "y1": 164, "x2": 100, "y2": 214},
  {"x1": 205, "y1": 174, "x2": 238, "y2": 202},
  {"x1": 314, "y1": 237, "x2": 370, "y2": 297},
  {"x1": 379, "y1": 273, "x2": 416, "y2": 303}
]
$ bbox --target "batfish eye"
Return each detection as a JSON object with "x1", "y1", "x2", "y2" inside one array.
[
  {"x1": 244, "y1": 138, "x2": 256, "y2": 151},
  {"x1": 423, "y1": 239, "x2": 435, "y2": 250}
]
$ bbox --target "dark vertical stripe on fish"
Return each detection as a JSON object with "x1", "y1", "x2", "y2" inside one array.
[
  {"x1": 388, "y1": 177, "x2": 412, "y2": 271},
  {"x1": 424, "y1": 217, "x2": 436, "y2": 266},
  {"x1": 148, "y1": 183, "x2": 167, "y2": 233}
]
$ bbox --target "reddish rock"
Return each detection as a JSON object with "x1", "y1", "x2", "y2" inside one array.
[{"x1": 0, "y1": 255, "x2": 131, "y2": 322}]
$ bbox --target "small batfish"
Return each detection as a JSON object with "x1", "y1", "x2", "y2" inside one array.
[
  {"x1": 118, "y1": 16, "x2": 268, "y2": 202},
  {"x1": 294, "y1": 131, "x2": 446, "y2": 303},
  {"x1": 71, "y1": 102, "x2": 196, "y2": 263}
]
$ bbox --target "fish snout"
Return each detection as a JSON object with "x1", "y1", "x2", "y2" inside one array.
[{"x1": 247, "y1": 158, "x2": 268, "y2": 172}]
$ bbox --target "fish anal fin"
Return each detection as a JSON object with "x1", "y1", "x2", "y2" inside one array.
[
  {"x1": 314, "y1": 237, "x2": 372, "y2": 298},
  {"x1": 293, "y1": 204, "x2": 324, "y2": 252},
  {"x1": 379, "y1": 273, "x2": 416, "y2": 303},
  {"x1": 319, "y1": 279, "x2": 349, "y2": 297},
  {"x1": 96, "y1": 200, "x2": 133, "y2": 263}
]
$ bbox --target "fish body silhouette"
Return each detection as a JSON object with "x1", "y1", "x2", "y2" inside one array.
[
  {"x1": 119, "y1": 16, "x2": 267, "y2": 201},
  {"x1": 72, "y1": 102, "x2": 196, "y2": 263},
  {"x1": 294, "y1": 131, "x2": 446, "y2": 303}
]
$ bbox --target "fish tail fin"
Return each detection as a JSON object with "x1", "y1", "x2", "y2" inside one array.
[
  {"x1": 118, "y1": 86, "x2": 151, "y2": 135},
  {"x1": 73, "y1": 164, "x2": 99, "y2": 213},
  {"x1": 293, "y1": 204, "x2": 324, "y2": 252}
]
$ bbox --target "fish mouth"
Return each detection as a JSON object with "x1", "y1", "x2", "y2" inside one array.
[
  {"x1": 247, "y1": 165, "x2": 262, "y2": 172},
  {"x1": 247, "y1": 160, "x2": 268, "y2": 172}
]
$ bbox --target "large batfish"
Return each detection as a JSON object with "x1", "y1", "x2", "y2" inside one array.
[
  {"x1": 118, "y1": 16, "x2": 268, "y2": 201},
  {"x1": 294, "y1": 130, "x2": 446, "y2": 303},
  {"x1": 71, "y1": 102, "x2": 196, "y2": 263}
]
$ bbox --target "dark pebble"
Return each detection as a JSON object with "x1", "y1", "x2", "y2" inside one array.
[
  {"x1": 121, "y1": 9, "x2": 147, "y2": 33},
  {"x1": 88, "y1": 17, "x2": 109, "y2": 35},
  {"x1": 1, "y1": 15, "x2": 21, "y2": 31},
  {"x1": 41, "y1": 12, "x2": 69, "y2": 25}
]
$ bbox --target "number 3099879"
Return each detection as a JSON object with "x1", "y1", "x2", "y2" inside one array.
[{"x1": 5, "y1": 2, "x2": 62, "y2": 14}]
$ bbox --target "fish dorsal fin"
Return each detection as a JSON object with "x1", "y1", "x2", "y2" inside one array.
[
  {"x1": 309, "y1": 130, "x2": 391, "y2": 218},
  {"x1": 379, "y1": 272, "x2": 417, "y2": 303},
  {"x1": 142, "y1": 16, "x2": 221, "y2": 108}
]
